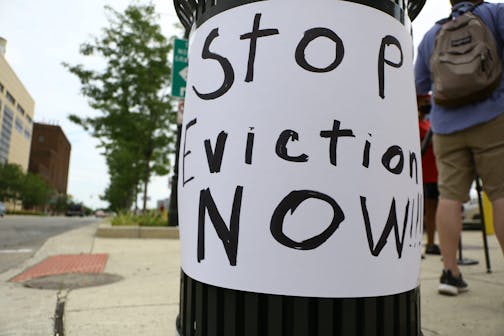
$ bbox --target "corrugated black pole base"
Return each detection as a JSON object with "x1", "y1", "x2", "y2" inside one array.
[{"x1": 177, "y1": 271, "x2": 421, "y2": 336}]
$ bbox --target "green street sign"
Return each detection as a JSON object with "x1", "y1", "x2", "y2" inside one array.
[{"x1": 171, "y1": 38, "x2": 188, "y2": 98}]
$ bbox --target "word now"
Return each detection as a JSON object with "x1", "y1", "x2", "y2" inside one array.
[
  {"x1": 191, "y1": 13, "x2": 403, "y2": 100},
  {"x1": 197, "y1": 186, "x2": 422, "y2": 266}
]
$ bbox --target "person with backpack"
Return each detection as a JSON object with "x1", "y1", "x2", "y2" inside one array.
[
  {"x1": 415, "y1": 0, "x2": 504, "y2": 296},
  {"x1": 418, "y1": 94, "x2": 441, "y2": 256}
]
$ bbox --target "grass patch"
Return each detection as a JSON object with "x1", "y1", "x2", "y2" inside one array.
[
  {"x1": 6, "y1": 210, "x2": 48, "y2": 216},
  {"x1": 111, "y1": 211, "x2": 167, "y2": 227}
]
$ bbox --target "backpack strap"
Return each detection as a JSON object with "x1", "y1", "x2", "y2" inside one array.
[
  {"x1": 437, "y1": 1, "x2": 485, "y2": 24},
  {"x1": 436, "y1": 17, "x2": 450, "y2": 25},
  {"x1": 459, "y1": 2, "x2": 502, "y2": 48}
]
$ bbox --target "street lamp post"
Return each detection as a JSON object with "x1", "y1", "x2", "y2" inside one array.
[{"x1": 172, "y1": 0, "x2": 426, "y2": 335}]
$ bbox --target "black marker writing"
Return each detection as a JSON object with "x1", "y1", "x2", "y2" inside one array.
[
  {"x1": 295, "y1": 27, "x2": 345, "y2": 73},
  {"x1": 204, "y1": 131, "x2": 228, "y2": 173},
  {"x1": 360, "y1": 196, "x2": 409, "y2": 258},
  {"x1": 378, "y1": 35, "x2": 403, "y2": 99},
  {"x1": 410, "y1": 197, "x2": 414, "y2": 238},
  {"x1": 275, "y1": 130, "x2": 309, "y2": 163},
  {"x1": 198, "y1": 186, "x2": 244, "y2": 266},
  {"x1": 416, "y1": 192, "x2": 421, "y2": 236},
  {"x1": 245, "y1": 128, "x2": 255, "y2": 165},
  {"x1": 270, "y1": 190, "x2": 345, "y2": 250},
  {"x1": 182, "y1": 118, "x2": 197, "y2": 186},
  {"x1": 409, "y1": 151, "x2": 418, "y2": 184},
  {"x1": 193, "y1": 28, "x2": 235, "y2": 100},
  {"x1": 192, "y1": 15, "x2": 405, "y2": 101},
  {"x1": 188, "y1": 120, "x2": 418, "y2": 180},
  {"x1": 381, "y1": 145, "x2": 404, "y2": 175},
  {"x1": 362, "y1": 133, "x2": 372, "y2": 168},
  {"x1": 320, "y1": 120, "x2": 355, "y2": 166},
  {"x1": 240, "y1": 13, "x2": 280, "y2": 82}
]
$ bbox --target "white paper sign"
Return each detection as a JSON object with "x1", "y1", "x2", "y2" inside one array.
[{"x1": 178, "y1": 0, "x2": 423, "y2": 298}]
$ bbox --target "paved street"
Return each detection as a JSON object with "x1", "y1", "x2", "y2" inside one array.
[{"x1": 0, "y1": 216, "x2": 97, "y2": 274}]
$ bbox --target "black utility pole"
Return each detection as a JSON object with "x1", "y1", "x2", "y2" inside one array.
[{"x1": 167, "y1": 14, "x2": 190, "y2": 227}]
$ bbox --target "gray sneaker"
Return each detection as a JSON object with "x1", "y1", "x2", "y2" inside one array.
[{"x1": 438, "y1": 270, "x2": 469, "y2": 296}]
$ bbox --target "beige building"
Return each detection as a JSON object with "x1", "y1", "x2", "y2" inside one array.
[{"x1": 0, "y1": 37, "x2": 35, "y2": 172}]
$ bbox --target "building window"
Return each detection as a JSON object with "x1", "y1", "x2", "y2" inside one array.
[
  {"x1": 3, "y1": 105, "x2": 13, "y2": 119},
  {"x1": 26, "y1": 114, "x2": 32, "y2": 124},
  {"x1": 15, "y1": 117, "x2": 23, "y2": 133},
  {"x1": 6, "y1": 91, "x2": 15, "y2": 105},
  {"x1": 0, "y1": 105, "x2": 13, "y2": 163},
  {"x1": 17, "y1": 104, "x2": 25, "y2": 115},
  {"x1": 24, "y1": 127, "x2": 31, "y2": 140},
  {"x1": 38, "y1": 135, "x2": 45, "y2": 143},
  {"x1": 0, "y1": 81, "x2": 4, "y2": 93}
]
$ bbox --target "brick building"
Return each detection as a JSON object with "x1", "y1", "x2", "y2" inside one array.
[{"x1": 29, "y1": 123, "x2": 71, "y2": 194}]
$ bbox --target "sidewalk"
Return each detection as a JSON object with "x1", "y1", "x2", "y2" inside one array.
[
  {"x1": 0, "y1": 221, "x2": 502, "y2": 336},
  {"x1": 420, "y1": 232, "x2": 504, "y2": 336}
]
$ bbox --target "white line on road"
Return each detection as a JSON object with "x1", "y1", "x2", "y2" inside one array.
[{"x1": 0, "y1": 249, "x2": 33, "y2": 253}]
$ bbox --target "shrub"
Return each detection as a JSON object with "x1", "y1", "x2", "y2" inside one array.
[
  {"x1": 111, "y1": 211, "x2": 167, "y2": 227},
  {"x1": 110, "y1": 212, "x2": 136, "y2": 226},
  {"x1": 6, "y1": 210, "x2": 48, "y2": 216}
]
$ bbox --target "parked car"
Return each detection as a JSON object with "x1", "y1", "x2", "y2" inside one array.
[
  {"x1": 462, "y1": 198, "x2": 481, "y2": 221},
  {"x1": 65, "y1": 204, "x2": 85, "y2": 217},
  {"x1": 95, "y1": 210, "x2": 106, "y2": 218},
  {"x1": 0, "y1": 201, "x2": 5, "y2": 217}
]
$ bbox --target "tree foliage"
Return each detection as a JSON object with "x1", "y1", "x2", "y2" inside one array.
[
  {"x1": 0, "y1": 163, "x2": 25, "y2": 201},
  {"x1": 21, "y1": 173, "x2": 53, "y2": 209},
  {"x1": 63, "y1": 4, "x2": 176, "y2": 211},
  {"x1": 0, "y1": 163, "x2": 54, "y2": 209},
  {"x1": 101, "y1": 145, "x2": 142, "y2": 210},
  {"x1": 49, "y1": 193, "x2": 72, "y2": 214}
]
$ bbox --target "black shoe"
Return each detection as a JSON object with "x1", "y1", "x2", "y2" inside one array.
[
  {"x1": 425, "y1": 244, "x2": 441, "y2": 255},
  {"x1": 438, "y1": 270, "x2": 469, "y2": 296}
]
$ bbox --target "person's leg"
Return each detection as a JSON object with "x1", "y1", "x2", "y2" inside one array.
[
  {"x1": 425, "y1": 197, "x2": 438, "y2": 247},
  {"x1": 436, "y1": 198, "x2": 463, "y2": 275},
  {"x1": 424, "y1": 183, "x2": 440, "y2": 254},
  {"x1": 491, "y1": 198, "x2": 504, "y2": 255},
  {"x1": 470, "y1": 113, "x2": 504, "y2": 255},
  {"x1": 433, "y1": 132, "x2": 473, "y2": 295}
]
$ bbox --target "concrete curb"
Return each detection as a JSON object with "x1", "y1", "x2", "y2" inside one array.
[
  {"x1": 95, "y1": 222, "x2": 179, "y2": 239},
  {"x1": 0, "y1": 219, "x2": 100, "y2": 336}
]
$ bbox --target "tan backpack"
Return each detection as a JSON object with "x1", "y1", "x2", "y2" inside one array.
[{"x1": 430, "y1": 8, "x2": 502, "y2": 108}]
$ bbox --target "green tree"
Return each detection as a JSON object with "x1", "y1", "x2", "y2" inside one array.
[
  {"x1": 21, "y1": 173, "x2": 53, "y2": 209},
  {"x1": 63, "y1": 3, "x2": 176, "y2": 211},
  {"x1": 0, "y1": 163, "x2": 25, "y2": 202},
  {"x1": 101, "y1": 145, "x2": 143, "y2": 210},
  {"x1": 49, "y1": 193, "x2": 72, "y2": 214}
]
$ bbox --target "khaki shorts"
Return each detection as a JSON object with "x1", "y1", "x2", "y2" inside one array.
[{"x1": 433, "y1": 113, "x2": 504, "y2": 202}]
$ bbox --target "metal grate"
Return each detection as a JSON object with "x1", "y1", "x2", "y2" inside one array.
[
  {"x1": 173, "y1": 0, "x2": 426, "y2": 33},
  {"x1": 407, "y1": 0, "x2": 426, "y2": 21},
  {"x1": 178, "y1": 271, "x2": 421, "y2": 336}
]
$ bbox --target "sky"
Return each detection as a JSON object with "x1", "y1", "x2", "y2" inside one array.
[
  {"x1": 0, "y1": 0, "x2": 181, "y2": 209},
  {"x1": 0, "y1": 0, "x2": 488, "y2": 209}
]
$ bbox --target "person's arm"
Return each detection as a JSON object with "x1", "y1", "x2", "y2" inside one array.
[
  {"x1": 414, "y1": 38, "x2": 432, "y2": 96},
  {"x1": 495, "y1": 3, "x2": 504, "y2": 42}
]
